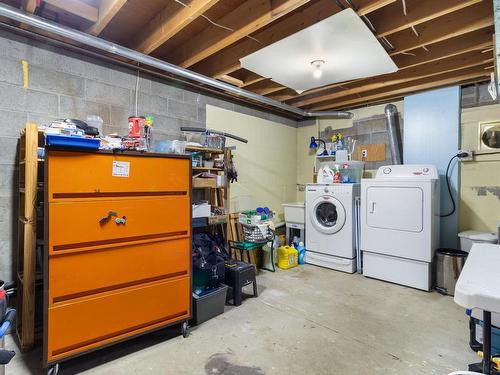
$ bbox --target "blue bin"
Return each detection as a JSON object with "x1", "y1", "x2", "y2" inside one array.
[
  {"x1": 46, "y1": 135, "x2": 100, "y2": 150},
  {"x1": 467, "y1": 310, "x2": 500, "y2": 355}
]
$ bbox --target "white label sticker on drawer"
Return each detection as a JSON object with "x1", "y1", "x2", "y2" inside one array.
[{"x1": 112, "y1": 161, "x2": 130, "y2": 177}]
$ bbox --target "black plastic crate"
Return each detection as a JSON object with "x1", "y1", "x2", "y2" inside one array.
[{"x1": 192, "y1": 284, "x2": 228, "y2": 325}]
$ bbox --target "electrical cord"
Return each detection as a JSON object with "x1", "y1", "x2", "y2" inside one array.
[
  {"x1": 440, "y1": 152, "x2": 469, "y2": 218},
  {"x1": 441, "y1": 150, "x2": 500, "y2": 217},
  {"x1": 440, "y1": 155, "x2": 458, "y2": 217}
]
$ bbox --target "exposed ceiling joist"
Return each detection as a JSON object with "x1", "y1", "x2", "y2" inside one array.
[
  {"x1": 131, "y1": 0, "x2": 220, "y2": 55},
  {"x1": 192, "y1": 0, "x2": 393, "y2": 79},
  {"x1": 167, "y1": 0, "x2": 311, "y2": 69},
  {"x1": 246, "y1": 79, "x2": 287, "y2": 96},
  {"x1": 391, "y1": 28, "x2": 493, "y2": 69},
  {"x1": 389, "y1": 1, "x2": 493, "y2": 56},
  {"x1": 21, "y1": 0, "x2": 37, "y2": 13},
  {"x1": 86, "y1": 0, "x2": 127, "y2": 36},
  {"x1": 241, "y1": 76, "x2": 267, "y2": 88},
  {"x1": 374, "y1": 0, "x2": 482, "y2": 38},
  {"x1": 356, "y1": 0, "x2": 397, "y2": 16},
  {"x1": 310, "y1": 66, "x2": 492, "y2": 111},
  {"x1": 294, "y1": 53, "x2": 493, "y2": 108},
  {"x1": 218, "y1": 74, "x2": 244, "y2": 87},
  {"x1": 43, "y1": 0, "x2": 98, "y2": 23}
]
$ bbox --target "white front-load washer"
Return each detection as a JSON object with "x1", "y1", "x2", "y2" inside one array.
[{"x1": 305, "y1": 183, "x2": 360, "y2": 273}]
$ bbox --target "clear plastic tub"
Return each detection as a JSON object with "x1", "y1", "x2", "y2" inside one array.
[{"x1": 317, "y1": 160, "x2": 365, "y2": 183}]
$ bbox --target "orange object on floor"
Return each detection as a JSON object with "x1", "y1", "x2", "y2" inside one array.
[{"x1": 44, "y1": 149, "x2": 191, "y2": 367}]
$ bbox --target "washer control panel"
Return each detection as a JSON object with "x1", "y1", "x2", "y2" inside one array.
[{"x1": 375, "y1": 165, "x2": 438, "y2": 179}]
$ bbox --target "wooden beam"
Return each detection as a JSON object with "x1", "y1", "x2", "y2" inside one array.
[
  {"x1": 391, "y1": 28, "x2": 493, "y2": 69},
  {"x1": 309, "y1": 67, "x2": 492, "y2": 111},
  {"x1": 241, "y1": 76, "x2": 267, "y2": 88},
  {"x1": 86, "y1": 0, "x2": 127, "y2": 36},
  {"x1": 218, "y1": 75, "x2": 244, "y2": 87},
  {"x1": 43, "y1": 0, "x2": 99, "y2": 23},
  {"x1": 388, "y1": 1, "x2": 493, "y2": 56},
  {"x1": 246, "y1": 79, "x2": 287, "y2": 96},
  {"x1": 193, "y1": 0, "x2": 387, "y2": 78},
  {"x1": 374, "y1": 0, "x2": 482, "y2": 38},
  {"x1": 268, "y1": 89, "x2": 297, "y2": 101},
  {"x1": 356, "y1": 0, "x2": 397, "y2": 16},
  {"x1": 131, "y1": 0, "x2": 220, "y2": 55},
  {"x1": 22, "y1": 0, "x2": 37, "y2": 13},
  {"x1": 294, "y1": 52, "x2": 493, "y2": 108},
  {"x1": 167, "y1": 0, "x2": 311, "y2": 68}
]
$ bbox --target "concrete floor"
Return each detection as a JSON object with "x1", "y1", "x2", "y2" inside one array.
[{"x1": 7, "y1": 265, "x2": 476, "y2": 374}]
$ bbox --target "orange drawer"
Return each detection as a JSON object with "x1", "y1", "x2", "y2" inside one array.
[
  {"x1": 47, "y1": 277, "x2": 190, "y2": 361},
  {"x1": 48, "y1": 238, "x2": 190, "y2": 304},
  {"x1": 47, "y1": 151, "x2": 190, "y2": 202},
  {"x1": 48, "y1": 198, "x2": 190, "y2": 252}
]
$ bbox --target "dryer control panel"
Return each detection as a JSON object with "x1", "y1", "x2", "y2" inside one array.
[{"x1": 375, "y1": 165, "x2": 438, "y2": 179}]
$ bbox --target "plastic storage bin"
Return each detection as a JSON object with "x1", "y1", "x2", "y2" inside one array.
[
  {"x1": 192, "y1": 284, "x2": 228, "y2": 325},
  {"x1": 46, "y1": 135, "x2": 100, "y2": 150},
  {"x1": 277, "y1": 246, "x2": 298, "y2": 270},
  {"x1": 458, "y1": 230, "x2": 497, "y2": 252},
  {"x1": 469, "y1": 316, "x2": 500, "y2": 356}
]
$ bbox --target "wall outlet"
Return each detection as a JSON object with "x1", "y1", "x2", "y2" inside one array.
[
  {"x1": 361, "y1": 149, "x2": 368, "y2": 158},
  {"x1": 458, "y1": 149, "x2": 474, "y2": 161}
]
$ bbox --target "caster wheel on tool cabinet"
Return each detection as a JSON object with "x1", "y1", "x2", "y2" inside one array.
[
  {"x1": 46, "y1": 363, "x2": 59, "y2": 375},
  {"x1": 182, "y1": 321, "x2": 190, "y2": 338}
]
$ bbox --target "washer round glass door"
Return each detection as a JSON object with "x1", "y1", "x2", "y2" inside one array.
[{"x1": 311, "y1": 196, "x2": 346, "y2": 234}]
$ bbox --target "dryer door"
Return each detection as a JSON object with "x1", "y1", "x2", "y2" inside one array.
[
  {"x1": 366, "y1": 186, "x2": 423, "y2": 232},
  {"x1": 310, "y1": 196, "x2": 346, "y2": 234}
]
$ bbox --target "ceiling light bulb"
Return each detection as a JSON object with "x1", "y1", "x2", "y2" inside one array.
[
  {"x1": 313, "y1": 67, "x2": 322, "y2": 79},
  {"x1": 311, "y1": 59, "x2": 325, "y2": 80}
]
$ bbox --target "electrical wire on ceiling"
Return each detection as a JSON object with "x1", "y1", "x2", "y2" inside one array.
[
  {"x1": 400, "y1": 51, "x2": 417, "y2": 56},
  {"x1": 173, "y1": 0, "x2": 261, "y2": 44},
  {"x1": 401, "y1": 0, "x2": 407, "y2": 16},
  {"x1": 422, "y1": 45, "x2": 429, "y2": 52},
  {"x1": 340, "y1": 0, "x2": 395, "y2": 51},
  {"x1": 411, "y1": 25, "x2": 419, "y2": 37}
]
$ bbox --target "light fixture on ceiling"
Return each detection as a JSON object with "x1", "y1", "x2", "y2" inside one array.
[{"x1": 311, "y1": 59, "x2": 325, "y2": 79}]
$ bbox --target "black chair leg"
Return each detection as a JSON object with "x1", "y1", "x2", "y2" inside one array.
[
  {"x1": 233, "y1": 286, "x2": 242, "y2": 306},
  {"x1": 252, "y1": 275, "x2": 258, "y2": 297}
]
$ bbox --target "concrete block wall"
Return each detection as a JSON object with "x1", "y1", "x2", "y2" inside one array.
[{"x1": 0, "y1": 30, "x2": 297, "y2": 281}]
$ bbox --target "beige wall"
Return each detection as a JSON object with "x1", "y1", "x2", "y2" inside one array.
[
  {"x1": 295, "y1": 101, "x2": 404, "y2": 201},
  {"x1": 460, "y1": 104, "x2": 500, "y2": 232},
  {"x1": 207, "y1": 105, "x2": 298, "y2": 222},
  {"x1": 208, "y1": 101, "x2": 499, "y2": 233}
]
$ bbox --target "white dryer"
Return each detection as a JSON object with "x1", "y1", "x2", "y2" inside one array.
[
  {"x1": 361, "y1": 165, "x2": 440, "y2": 291},
  {"x1": 305, "y1": 183, "x2": 360, "y2": 273}
]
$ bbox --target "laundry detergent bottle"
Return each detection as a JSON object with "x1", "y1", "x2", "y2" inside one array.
[{"x1": 296, "y1": 242, "x2": 306, "y2": 265}]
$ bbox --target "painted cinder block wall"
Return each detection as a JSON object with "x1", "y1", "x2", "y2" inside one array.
[{"x1": 0, "y1": 30, "x2": 296, "y2": 282}]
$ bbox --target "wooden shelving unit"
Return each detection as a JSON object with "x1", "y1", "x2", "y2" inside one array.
[
  {"x1": 190, "y1": 147, "x2": 231, "y2": 241},
  {"x1": 17, "y1": 122, "x2": 44, "y2": 351}
]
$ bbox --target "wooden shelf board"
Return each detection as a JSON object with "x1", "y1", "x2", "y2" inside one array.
[
  {"x1": 186, "y1": 146, "x2": 224, "y2": 154},
  {"x1": 192, "y1": 167, "x2": 224, "y2": 171}
]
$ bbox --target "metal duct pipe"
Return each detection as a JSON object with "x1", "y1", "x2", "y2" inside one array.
[
  {"x1": 0, "y1": 3, "x2": 353, "y2": 120},
  {"x1": 384, "y1": 104, "x2": 402, "y2": 164}
]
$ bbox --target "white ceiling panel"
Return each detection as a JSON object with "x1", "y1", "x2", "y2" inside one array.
[{"x1": 240, "y1": 9, "x2": 398, "y2": 93}]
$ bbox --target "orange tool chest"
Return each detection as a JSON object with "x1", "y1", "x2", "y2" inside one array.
[{"x1": 43, "y1": 149, "x2": 191, "y2": 370}]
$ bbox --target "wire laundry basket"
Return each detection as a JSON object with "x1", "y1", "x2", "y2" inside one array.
[{"x1": 242, "y1": 223, "x2": 273, "y2": 243}]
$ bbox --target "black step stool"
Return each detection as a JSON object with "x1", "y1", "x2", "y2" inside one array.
[{"x1": 224, "y1": 260, "x2": 258, "y2": 306}]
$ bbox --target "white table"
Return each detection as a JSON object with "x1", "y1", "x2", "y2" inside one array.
[{"x1": 455, "y1": 243, "x2": 500, "y2": 374}]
